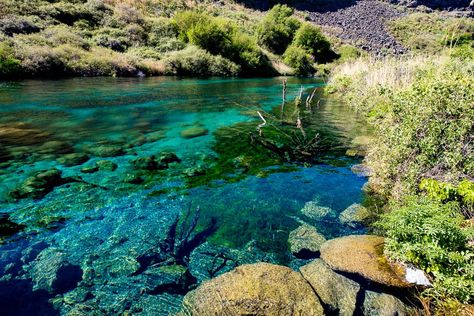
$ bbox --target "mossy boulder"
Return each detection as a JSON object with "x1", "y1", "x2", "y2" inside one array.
[
  {"x1": 85, "y1": 144, "x2": 124, "y2": 157},
  {"x1": 10, "y1": 169, "x2": 64, "y2": 199},
  {"x1": 38, "y1": 140, "x2": 74, "y2": 155},
  {"x1": 132, "y1": 156, "x2": 168, "y2": 171},
  {"x1": 96, "y1": 160, "x2": 118, "y2": 171},
  {"x1": 178, "y1": 263, "x2": 324, "y2": 316},
  {"x1": 57, "y1": 153, "x2": 90, "y2": 167},
  {"x1": 159, "y1": 152, "x2": 181, "y2": 164},
  {"x1": 0, "y1": 123, "x2": 51, "y2": 146},
  {"x1": 288, "y1": 223, "x2": 326, "y2": 257},
  {"x1": 300, "y1": 259, "x2": 360, "y2": 316},
  {"x1": 339, "y1": 203, "x2": 372, "y2": 228},
  {"x1": 180, "y1": 126, "x2": 209, "y2": 139},
  {"x1": 80, "y1": 165, "x2": 99, "y2": 174},
  {"x1": 300, "y1": 201, "x2": 335, "y2": 220},
  {"x1": 320, "y1": 235, "x2": 410, "y2": 287},
  {"x1": 0, "y1": 213, "x2": 25, "y2": 240},
  {"x1": 363, "y1": 290, "x2": 409, "y2": 316}
]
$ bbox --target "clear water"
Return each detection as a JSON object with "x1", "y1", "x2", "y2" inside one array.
[{"x1": 0, "y1": 77, "x2": 370, "y2": 315}]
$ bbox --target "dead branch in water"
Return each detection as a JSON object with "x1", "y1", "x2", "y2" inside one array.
[{"x1": 280, "y1": 79, "x2": 287, "y2": 121}]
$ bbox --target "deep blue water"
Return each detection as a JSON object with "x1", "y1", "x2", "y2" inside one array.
[{"x1": 0, "y1": 77, "x2": 370, "y2": 315}]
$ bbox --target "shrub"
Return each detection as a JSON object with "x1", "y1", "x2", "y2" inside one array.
[
  {"x1": 0, "y1": 41, "x2": 22, "y2": 77},
  {"x1": 173, "y1": 11, "x2": 233, "y2": 56},
  {"x1": 0, "y1": 15, "x2": 40, "y2": 36},
  {"x1": 376, "y1": 197, "x2": 473, "y2": 303},
  {"x1": 283, "y1": 44, "x2": 314, "y2": 76},
  {"x1": 163, "y1": 45, "x2": 240, "y2": 77},
  {"x1": 93, "y1": 27, "x2": 130, "y2": 52},
  {"x1": 42, "y1": 26, "x2": 90, "y2": 50},
  {"x1": 227, "y1": 33, "x2": 269, "y2": 75},
  {"x1": 38, "y1": 2, "x2": 94, "y2": 26},
  {"x1": 17, "y1": 45, "x2": 64, "y2": 75},
  {"x1": 292, "y1": 22, "x2": 332, "y2": 62},
  {"x1": 256, "y1": 4, "x2": 301, "y2": 55},
  {"x1": 113, "y1": 3, "x2": 144, "y2": 25}
]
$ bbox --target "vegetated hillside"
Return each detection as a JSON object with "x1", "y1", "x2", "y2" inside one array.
[
  {"x1": 0, "y1": 0, "x2": 341, "y2": 79},
  {"x1": 327, "y1": 8, "x2": 474, "y2": 314}
]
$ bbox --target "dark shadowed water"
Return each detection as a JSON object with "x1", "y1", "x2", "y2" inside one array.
[{"x1": 0, "y1": 77, "x2": 371, "y2": 315}]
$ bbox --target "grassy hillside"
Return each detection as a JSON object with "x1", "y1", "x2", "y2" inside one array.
[{"x1": 0, "y1": 0, "x2": 337, "y2": 78}]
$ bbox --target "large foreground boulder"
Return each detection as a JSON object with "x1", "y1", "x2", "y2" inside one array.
[
  {"x1": 300, "y1": 259, "x2": 360, "y2": 316},
  {"x1": 320, "y1": 235, "x2": 410, "y2": 287},
  {"x1": 363, "y1": 290, "x2": 409, "y2": 316},
  {"x1": 178, "y1": 263, "x2": 324, "y2": 316}
]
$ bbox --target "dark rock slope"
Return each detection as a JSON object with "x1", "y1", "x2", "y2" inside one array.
[{"x1": 307, "y1": 0, "x2": 408, "y2": 55}]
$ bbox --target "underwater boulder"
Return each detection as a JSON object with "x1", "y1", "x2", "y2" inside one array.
[
  {"x1": 300, "y1": 259, "x2": 360, "y2": 316},
  {"x1": 288, "y1": 223, "x2": 326, "y2": 257},
  {"x1": 132, "y1": 156, "x2": 168, "y2": 171},
  {"x1": 38, "y1": 140, "x2": 74, "y2": 155},
  {"x1": 320, "y1": 235, "x2": 410, "y2": 288},
  {"x1": 339, "y1": 203, "x2": 372, "y2": 229},
  {"x1": 188, "y1": 241, "x2": 276, "y2": 283},
  {"x1": 300, "y1": 201, "x2": 336, "y2": 221},
  {"x1": 159, "y1": 152, "x2": 181, "y2": 164},
  {"x1": 0, "y1": 213, "x2": 25, "y2": 240},
  {"x1": 85, "y1": 144, "x2": 124, "y2": 157},
  {"x1": 57, "y1": 153, "x2": 90, "y2": 167},
  {"x1": 363, "y1": 290, "x2": 409, "y2": 316},
  {"x1": 183, "y1": 165, "x2": 206, "y2": 177},
  {"x1": 123, "y1": 173, "x2": 144, "y2": 184},
  {"x1": 0, "y1": 123, "x2": 51, "y2": 146},
  {"x1": 178, "y1": 263, "x2": 324, "y2": 316},
  {"x1": 180, "y1": 126, "x2": 209, "y2": 139},
  {"x1": 10, "y1": 169, "x2": 64, "y2": 199},
  {"x1": 30, "y1": 248, "x2": 83, "y2": 294},
  {"x1": 351, "y1": 164, "x2": 371, "y2": 177},
  {"x1": 81, "y1": 165, "x2": 99, "y2": 174},
  {"x1": 96, "y1": 160, "x2": 118, "y2": 171}
]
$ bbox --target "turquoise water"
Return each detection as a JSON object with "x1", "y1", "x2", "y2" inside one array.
[{"x1": 0, "y1": 77, "x2": 370, "y2": 315}]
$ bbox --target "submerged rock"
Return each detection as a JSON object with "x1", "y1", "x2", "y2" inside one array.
[
  {"x1": 363, "y1": 290, "x2": 409, "y2": 316},
  {"x1": 57, "y1": 153, "x2": 90, "y2": 167},
  {"x1": 183, "y1": 165, "x2": 206, "y2": 177},
  {"x1": 0, "y1": 213, "x2": 25, "y2": 239},
  {"x1": 159, "y1": 152, "x2": 181, "y2": 164},
  {"x1": 123, "y1": 173, "x2": 144, "y2": 184},
  {"x1": 38, "y1": 140, "x2": 74, "y2": 155},
  {"x1": 96, "y1": 160, "x2": 118, "y2": 171},
  {"x1": 180, "y1": 126, "x2": 209, "y2": 139},
  {"x1": 10, "y1": 169, "x2": 64, "y2": 199},
  {"x1": 132, "y1": 156, "x2": 168, "y2": 171},
  {"x1": 300, "y1": 201, "x2": 335, "y2": 220},
  {"x1": 81, "y1": 165, "x2": 99, "y2": 174},
  {"x1": 300, "y1": 259, "x2": 360, "y2": 316},
  {"x1": 85, "y1": 144, "x2": 124, "y2": 157},
  {"x1": 188, "y1": 241, "x2": 276, "y2": 283},
  {"x1": 179, "y1": 263, "x2": 324, "y2": 316},
  {"x1": 30, "y1": 248, "x2": 82, "y2": 294},
  {"x1": 288, "y1": 223, "x2": 326, "y2": 257},
  {"x1": 320, "y1": 235, "x2": 410, "y2": 287},
  {"x1": 339, "y1": 203, "x2": 372, "y2": 228},
  {"x1": 0, "y1": 123, "x2": 51, "y2": 146}
]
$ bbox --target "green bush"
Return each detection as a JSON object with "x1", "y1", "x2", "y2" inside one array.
[
  {"x1": 376, "y1": 197, "x2": 473, "y2": 303},
  {"x1": 353, "y1": 59, "x2": 474, "y2": 197},
  {"x1": 257, "y1": 4, "x2": 301, "y2": 54},
  {"x1": 163, "y1": 45, "x2": 240, "y2": 77},
  {"x1": 0, "y1": 41, "x2": 21, "y2": 77},
  {"x1": 173, "y1": 11, "x2": 233, "y2": 56},
  {"x1": 292, "y1": 22, "x2": 332, "y2": 62},
  {"x1": 0, "y1": 15, "x2": 40, "y2": 36},
  {"x1": 283, "y1": 44, "x2": 314, "y2": 76}
]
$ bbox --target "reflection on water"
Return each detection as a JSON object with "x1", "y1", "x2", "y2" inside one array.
[{"x1": 0, "y1": 77, "x2": 370, "y2": 315}]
